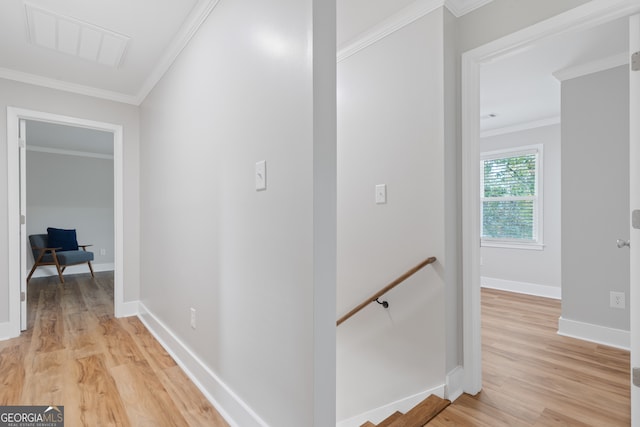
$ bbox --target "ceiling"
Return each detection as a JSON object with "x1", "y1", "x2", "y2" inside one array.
[
  {"x1": 0, "y1": 0, "x2": 630, "y2": 140},
  {"x1": 480, "y1": 15, "x2": 629, "y2": 134},
  {"x1": 0, "y1": 0, "x2": 214, "y2": 104},
  {"x1": 0, "y1": 0, "x2": 491, "y2": 105}
]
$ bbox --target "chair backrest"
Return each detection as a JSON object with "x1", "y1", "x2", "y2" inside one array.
[{"x1": 29, "y1": 234, "x2": 48, "y2": 260}]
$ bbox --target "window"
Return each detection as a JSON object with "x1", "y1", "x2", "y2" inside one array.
[{"x1": 481, "y1": 145, "x2": 543, "y2": 249}]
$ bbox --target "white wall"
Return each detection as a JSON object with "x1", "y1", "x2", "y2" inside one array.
[
  {"x1": 26, "y1": 150, "x2": 114, "y2": 271},
  {"x1": 561, "y1": 65, "x2": 629, "y2": 333},
  {"x1": 0, "y1": 78, "x2": 140, "y2": 324},
  {"x1": 337, "y1": 8, "x2": 446, "y2": 423},
  {"x1": 138, "y1": 1, "x2": 335, "y2": 426},
  {"x1": 480, "y1": 124, "x2": 561, "y2": 296}
]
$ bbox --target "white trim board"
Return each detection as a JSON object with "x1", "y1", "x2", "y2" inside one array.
[
  {"x1": 461, "y1": 0, "x2": 640, "y2": 396},
  {"x1": 336, "y1": 384, "x2": 446, "y2": 427},
  {"x1": 337, "y1": 0, "x2": 495, "y2": 63},
  {"x1": 558, "y1": 317, "x2": 630, "y2": 350},
  {"x1": 337, "y1": 0, "x2": 444, "y2": 62},
  {"x1": 445, "y1": 366, "x2": 465, "y2": 402},
  {"x1": 445, "y1": 0, "x2": 493, "y2": 17},
  {"x1": 481, "y1": 277, "x2": 561, "y2": 300},
  {"x1": 480, "y1": 116, "x2": 560, "y2": 138},
  {"x1": 138, "y1": 303, "x2": 269, "y2": 427}
]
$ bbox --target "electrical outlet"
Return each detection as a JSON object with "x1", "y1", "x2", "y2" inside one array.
[
  {"x1": 190, "y1": 308, "x2": 196, "y2": 329},
  {"x1": 610, "y1": 291, "x2": 625, "y2": 309},
  {"x1": 100, "y1": 248, "x2": 106, "y2": 256}
]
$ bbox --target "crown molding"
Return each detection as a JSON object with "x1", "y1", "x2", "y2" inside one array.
[
  {"x1": 480, "y1": 116, "x2": 560, "y2": 138},
  {"x1": 552, "y1": 51, "x2": 628, "y2": 81},
  {"x1": 337, "y1": 0, "x2": 495, "y2": 62},
  {"x1": 27, "y1": 145, "x2": 114, "y2": 160},
  {"x1": 445, "y1": 0, "x2": 494, "y2": 17},
  {"x1": 0, "y1": 67, "x2": 138, "y2": 105},
  {"x1": 337, "y1": 0, "x2": 445, "y2": 62},
  {"x1": 134, "y1": 0, "x2": 220, "y2": 104}
]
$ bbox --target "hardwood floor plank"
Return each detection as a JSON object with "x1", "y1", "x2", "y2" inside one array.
[
  {"x1": 0, "y1": 341, "x2": 28, "y2": 405},
  {"x1": 431, "y1": 288, "x2": 630, "y2": 426},
  {"x1": 20, "y1": 349, "x2": 66, "y2": 405},
  {"x1": 119, "y1": 317, "x2": 177, "y2": 371},
  {"x1": 111, "y1": 360, "x2": 189, "y2": 427},
  {"x1": 161, "y1": 365, "x2": 230, "y2": 427},
  {"x1": 72, "y1": 354, "x2": 131, "y2": 427},
  {"x1": 98, "y1": 317, "x2": 145, "y2": 368},
  {"x1": 532, "y1": 408, "x2": 592, "y2": 426},
  {"x1": 0, "y1": 272, "x2": 229, "y2": 426}
]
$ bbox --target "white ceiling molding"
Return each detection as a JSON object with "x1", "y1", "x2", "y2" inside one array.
[
  {"x1": 445, "y1": 0, "x2": 494, "y2": 17},
  {"x1": 481, "y1": 116, "x2": 561, "y2": 138},
  {"x1": 0, "y1": 66, "x2": 138, "y2": 105},
  {"x1": 337, "y1": 0, "x2": 444, "y2": 62},
  {"x1": 27, "y1": 145, "x2": 114, "y2": 160},
  {"x1": 552, "y1": 51, "x2": 628, "y2": 81},
  {"x1": 337, "y1": 0, "x2": 494, "y2": 62},
  {"x1": 134, "y1": 0, "x2": 220, "y2": 104}
]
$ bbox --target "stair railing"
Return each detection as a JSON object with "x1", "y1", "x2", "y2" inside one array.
[{"x1": 336, "y1": 257, "x2": 437, "y2": 326}]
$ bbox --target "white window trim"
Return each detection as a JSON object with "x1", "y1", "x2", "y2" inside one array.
[{"x1": 480, "y1": 144, "x2": 544, "y2": 250}]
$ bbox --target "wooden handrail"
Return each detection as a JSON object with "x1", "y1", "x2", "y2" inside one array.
[{"x1": 336, "y1": 257, "x2": 437, "y2": 326}]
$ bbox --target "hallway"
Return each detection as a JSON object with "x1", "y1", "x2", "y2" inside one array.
[{"x1": 0, "y1": 272, "x2": 228, "y2": 426}]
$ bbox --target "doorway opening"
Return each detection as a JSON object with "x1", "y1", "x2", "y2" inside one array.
[
  {"x1": 461, "y1": 0, "x2": 640, "y2": 394},
  {"x1": 7, "y1": 107, "x2": 126, "y2": 337}
]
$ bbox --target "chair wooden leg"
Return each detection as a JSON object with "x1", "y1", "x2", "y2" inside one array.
[
  {"x1": 27, "y1": 249, "x2": 46, "y2": 283},
  {"x1": 87, "y1": 261, "x2": 95, "y2": 278},
  {"x1": 26, "y1": 264, "x2": 38, "y2": 283},
  {"x1": 51, "y1": 252, "x2": 64, "y2": 284}
]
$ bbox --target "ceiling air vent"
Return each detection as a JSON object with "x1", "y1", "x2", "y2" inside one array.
[{"x1": 24, "y1": 2, "x2": 130, "y2": 68}]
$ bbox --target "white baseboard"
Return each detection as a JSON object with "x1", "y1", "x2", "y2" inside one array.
[
  {"x1": 30, "y1": 262, "x2": 115, "y2": 278},
  {"x1": 0, "y1": 321, "x2": 19, "y2": 341},
  {"x1": 558, "y1": 316, "x2": 630, "y2": 350},
  {"x1": 116, "y1": 300, "x2": 139, "y2": 318},
  {"x1": 481, "y1": 277, "x2": 561, "y2": 300},
  {"x1": 138, "y1": 303, "x2": 268, "y2": 427},
  {"x1": 336, "y1": 384, "x2": 446, "y2": 427},
  {"x1": 445, "y1": 366, "x2": 464, "y2": 402}
]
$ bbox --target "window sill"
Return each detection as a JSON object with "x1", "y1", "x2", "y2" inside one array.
[{"x1": 481, "y1": 241, "x2": 545, "y2": 251}]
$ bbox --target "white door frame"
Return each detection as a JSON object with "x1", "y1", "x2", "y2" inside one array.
[
  {"x1": 629, "y1": 13, "x2": 640, "y2": 425},
  {"x1": 7, "y1": 107, "x2": 125, "y2": 336},
  {"x1": 461, "y1": 0, "x2": 640, "y2": 394}
]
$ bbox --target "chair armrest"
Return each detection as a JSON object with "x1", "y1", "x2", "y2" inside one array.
[
  {"x1": 79, "y1": 244, "x2": 93, "y2": 251},
  {"x1": 32, "y1": 246, "x2": 62, "y2": 253}
]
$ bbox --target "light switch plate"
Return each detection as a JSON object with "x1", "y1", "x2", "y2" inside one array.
[
  {"x1": 375, "y1": 184, "x2": 387, "y2": 204},
  {"x1": 255, "y1": 160, "x2": 266, "y2": 191}
]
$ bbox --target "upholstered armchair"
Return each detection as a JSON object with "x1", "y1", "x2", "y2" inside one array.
[{"x1": 27, "y1": 228, "x2": 95, "y2": 283}]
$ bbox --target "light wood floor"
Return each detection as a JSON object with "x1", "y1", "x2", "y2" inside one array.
[
  {"x1": 0, "y1": 272, "x2": 229, "y2": 427},
  {"x1": 431, "y1": 288, "x2": 630, "y2": 426}
]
